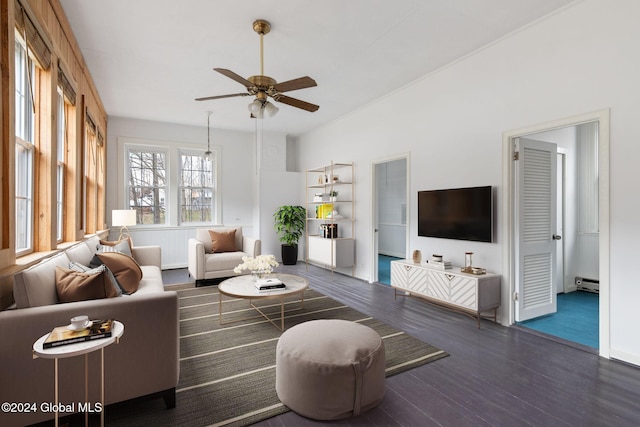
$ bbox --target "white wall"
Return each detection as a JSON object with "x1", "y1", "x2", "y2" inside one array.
[
  {"x1": 255, "y1": 130, "x2": 304, "y2": 260},
  {"x1": 295, "y1": 0, "x2": 640, "y2": 365}
]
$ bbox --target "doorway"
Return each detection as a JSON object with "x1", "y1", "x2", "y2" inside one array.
[
  {"x1": 513, "y1": 129, "x2": 599, "y2": 348},
  {"x1": 371, "y1": 155, "x2": 409, "y2": 284},
  {"x1": 502, "y1": 109, "x2": 610, "y2": 358}
]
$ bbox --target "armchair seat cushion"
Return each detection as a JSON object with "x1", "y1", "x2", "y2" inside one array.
[{"x1": 205, "y1": 251, "x2": 246, "y2": 271}]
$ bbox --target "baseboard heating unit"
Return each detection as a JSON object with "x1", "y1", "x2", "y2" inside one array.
[{"x1": 575, "y1": 276, "x2": 599, "y2": 293}]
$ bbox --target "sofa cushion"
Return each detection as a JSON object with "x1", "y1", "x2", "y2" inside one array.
[
  {"x1": 209, "y1": 229, "x2": 237, "y2": 253},
  {"x1": 204, "y1": 251, "x2": 246, "y2": 271},
  {"x1": 136, "y1": 266, "x2": 165, "y2": 294},
  {"x1": 14, "y1": 252, "x2": 71, "y2": 308},
  {"x1": 69, "y1": 262, "x2": 123, "y2": 296},
  {"x1": 98, "y1": 238, "x2": 133, "y2": 257},
  {"x1": 196, "y1": 227, "x2": 243, "y2": 254},
  {"x1": 66, "y1": 241, "x2": 94, "y2": 266},
  {"x1": 55, "y1": 266, "x2": 119, "y2": 303},
  {"x1": 85, "y1": 235, "x2": 101, "y2": 254},
  {"x1": 92, "y1": 252, "x2": 143, "y2": 294}
]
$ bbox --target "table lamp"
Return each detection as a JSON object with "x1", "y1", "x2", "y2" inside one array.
[{"x1": 112, "y1": 209, "x2": 136, "y2": 241}]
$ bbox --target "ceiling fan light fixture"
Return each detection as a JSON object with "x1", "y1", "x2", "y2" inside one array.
[
  {"x1": 264, "y1": 101, "x2": 279, "y2": 117},
  {"x1": 248, "y1": 98, "x2": 263, "y2": 115},
  {"x1": 253, "y1": 105, "x2": 265, "y2": 119}
]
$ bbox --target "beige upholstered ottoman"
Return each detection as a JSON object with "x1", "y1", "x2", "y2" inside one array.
[{"x1": 275, "y1": 319, "x2": 386, "y2": 420}]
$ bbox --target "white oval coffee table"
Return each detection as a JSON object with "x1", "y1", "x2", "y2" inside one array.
[{"x1": 218, "y1": 273, "x2": 308, "y2": 331}]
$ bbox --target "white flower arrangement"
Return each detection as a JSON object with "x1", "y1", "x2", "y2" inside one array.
[{"x1": 233, "y1": 254, "x2": 279, "y2": 275}]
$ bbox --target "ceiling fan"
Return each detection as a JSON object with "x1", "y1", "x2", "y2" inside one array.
[{"x1": 195, "y1": 19, "x2": 319, "y2": 118}]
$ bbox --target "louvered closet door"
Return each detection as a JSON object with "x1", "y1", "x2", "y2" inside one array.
[{"x1": 515, "y1": 138, "x2": 557, "y2": 321}]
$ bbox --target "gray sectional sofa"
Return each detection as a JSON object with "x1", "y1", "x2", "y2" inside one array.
[{"x1": 0, "y1": 235, "x2": 179, "y2": 427}]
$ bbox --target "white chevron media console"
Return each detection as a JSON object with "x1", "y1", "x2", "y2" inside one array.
[{"x1": 390, "y1": 259, "x2": 501, "y2": 328}]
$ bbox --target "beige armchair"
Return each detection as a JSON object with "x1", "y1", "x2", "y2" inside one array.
[{"x1": 188, "y1": 226, "x2": 261, "y2": 286}]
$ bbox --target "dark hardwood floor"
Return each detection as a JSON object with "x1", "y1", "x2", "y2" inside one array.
[{"x1": 163, "y1": 264, "x2": 640, "y2": 426}]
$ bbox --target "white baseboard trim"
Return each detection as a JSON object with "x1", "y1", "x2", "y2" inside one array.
[
  {"x1": 162, "y1": 263, "x2": 187, "y2": 270},
  {"x1": 378, "y1": 251, "x2": 405, "y2": 259},
  {"x1": 610, "y1": 349, "x2": 640, "y2": 367}
]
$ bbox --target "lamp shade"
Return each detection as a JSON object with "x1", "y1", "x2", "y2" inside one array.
[
  {"x1": 248, "y1": 99, "x2": 263, "y2": 114},
  {"x1": 253, "y1": 106, "x2": 265, "y2": 119},
  {"x1": 264, "y1": 101, "x2": 279, "y2": 117},
  {"x1": 112, "y1": 210, "x2": 136, "y2": 227}
]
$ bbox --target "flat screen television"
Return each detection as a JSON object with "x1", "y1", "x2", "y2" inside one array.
[{"x1": 418, "y1": 186, "x2": 493, "y2": 242}]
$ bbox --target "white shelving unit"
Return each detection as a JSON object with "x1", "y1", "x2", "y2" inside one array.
[{"x1": 305, "y1": 161, "x2": 355, "y2": 276}]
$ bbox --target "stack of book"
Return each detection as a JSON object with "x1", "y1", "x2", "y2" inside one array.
[
  {"x1": 426, "y1": 260, "x2": 452, "y2": 270},
  {"x1": 43, "y1": 319, "x2": 113, "y2": 348},
  {"x1": 255, "y1": 278, "x2": 286, "y2": 291}
]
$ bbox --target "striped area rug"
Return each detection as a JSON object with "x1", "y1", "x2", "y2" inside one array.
[{"x1": 107, "y1": 283, "x2": 448, "y2": 427}]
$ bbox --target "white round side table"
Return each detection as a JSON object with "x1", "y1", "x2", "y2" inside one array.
[{"x1": 33, "y1": 321, "x2": 124, "y2": 427}]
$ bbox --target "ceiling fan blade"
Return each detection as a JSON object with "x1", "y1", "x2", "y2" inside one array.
[
  {"x1": 273, "y1": 76, "x2": 317, "y2": 93},
  {"x1": 195, "y1": 93, "x2": 249, "y2": 101},
  {"x1": 275, "y1": 95, "x2": 320, "y2": 112},
  {"x1": 214, "y1": 68, "x2": 254, "y2": 88}
]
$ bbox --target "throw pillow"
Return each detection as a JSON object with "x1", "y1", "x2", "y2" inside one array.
[
  {"x1": 95, "y1": 252, "x2": 143, "y2": 294},
  {"x1": 69, "y1": 262, "x2": 122, "y2": 296},
  {"x1": 97, "y1": 238, "x2": 133, "y2": 257},
  {"x1": 55, "y1": 266, "x2": 119, "y2": 303},
  {"x1": 209, "y1": 229, "x2": 237, "y2": 253}
]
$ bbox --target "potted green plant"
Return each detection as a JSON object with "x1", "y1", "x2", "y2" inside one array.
[{"x1": 273, "y1": 205, "x2": 306, "y2": 265}]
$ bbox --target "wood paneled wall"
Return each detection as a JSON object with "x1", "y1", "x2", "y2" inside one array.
[{"x1": 0, "y1": 0, "x2": 108, "y2": 308}]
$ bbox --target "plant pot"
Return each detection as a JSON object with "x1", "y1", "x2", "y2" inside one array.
[{"x1": 281, "y1": 244, "x2": 298, "y2": 265}]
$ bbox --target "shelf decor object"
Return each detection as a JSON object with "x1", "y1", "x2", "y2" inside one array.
[{"x1": 461, "y1": 251, "x2": 475, "y2": 274}]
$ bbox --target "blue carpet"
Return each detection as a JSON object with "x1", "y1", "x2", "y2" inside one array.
[
  {"x1": 518, "y1": 291, "x2": 599, "y2": 348},
  {"x1": 378, "y1": 255, "x2": 401, "y2": 286}
]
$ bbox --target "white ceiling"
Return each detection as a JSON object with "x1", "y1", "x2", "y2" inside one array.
[{"x1": 59, "y1": 0, "x2": 574, "y2": 136}]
